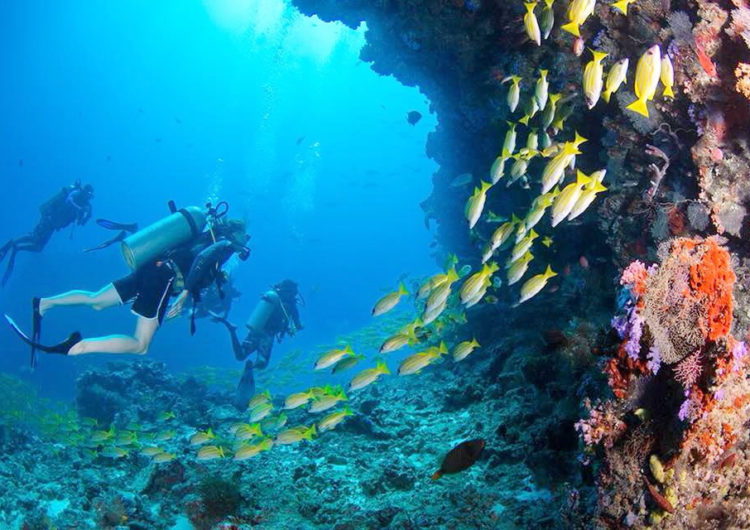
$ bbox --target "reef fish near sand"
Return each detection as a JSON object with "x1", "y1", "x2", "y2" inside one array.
[{"x1": 431, "y1": 439, "x2": 486, "y2": 479}]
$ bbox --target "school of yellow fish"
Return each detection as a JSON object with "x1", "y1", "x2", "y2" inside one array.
[{"x1": 469, "y1": 0, "x2": 676, "y2": 306}]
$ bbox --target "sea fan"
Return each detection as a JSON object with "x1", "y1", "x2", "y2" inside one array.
[
  {"x1": 674, "y1": 350, "x2": 703, "y2": 389},
  {"x1": 687, "y1": 202, "x2": 710, "y2": 231}
]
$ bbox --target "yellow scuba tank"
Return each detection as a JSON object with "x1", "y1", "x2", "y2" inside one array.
[
  {"x1": 246, "y1": 290, "x2": 279, "y2": 333},
  {"x1": 121, "y1": 206, "x2": 206, "y2": 270}
]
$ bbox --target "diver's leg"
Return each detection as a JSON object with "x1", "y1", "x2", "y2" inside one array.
[
  {"x1": 235, "y1": 360, "x2": 256, "y2": 410},
  {"x1": 1, "y1": 229, "x2": 53, "y2": 285},
  {"x1": 230, "y1": 331, "x2": 253, "y2": 361},
  {"x1": 253, "y1": 335, "x2": 273, "y2": 370},
  {"x1": 209, "y1": 313, "x2": 248, "y2": 360},
  {"x1": 67, "y1": 315, "x2": 159, "y2": 355},
  {"x1": 13, "y1": 237, "x2": 46, "y2": 253},
  {"x1": 38, "y1": 283, "x2": 121, "y2": 316}
]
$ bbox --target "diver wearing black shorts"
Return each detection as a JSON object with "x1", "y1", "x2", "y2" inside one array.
[{"x1": 112, "y1": 260, "x2": 178, "y2": 324}]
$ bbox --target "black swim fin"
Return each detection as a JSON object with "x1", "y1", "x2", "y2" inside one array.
[
  {"x1": 5, "y1": 314, "x2": 81, "y2": 355},
  {"x1": 234, "y1": 360, "x2": 256, "y2": 411},
  {"x1": 95, "y1": 219, "x2": 138, "y2": 233},
  {"x1": 83, "y1": 230, "x2": 128, "y2": 253},
  {"x1": 31, "y1": 297, "x2": 42, "y2": 368}
]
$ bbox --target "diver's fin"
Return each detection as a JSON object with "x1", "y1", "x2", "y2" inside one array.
[
  {"x1": 5, "y1": 314, "x2": 80, "y2": 355},
  {"x1": 95, "y1": 219, "x2": 138, "y2": 233},
  {"x1": 39, "y1": 331, "x2": 82, "y2": 354},
  {"x1": 235, "y1": 361, "x2": 256, "y2": 411},
  {"x1": 1, "y1": 250, "x2": 16, "y2": 286},
  {"x1": 83, "y1": 231, "x2": 128, "y2": 253},
  {"x1": 6, "y1": 313, "x2": 32, "y2": 343},
  {"x1": 6, "y1": 313, "x2": 38, "y2": 363},
  {"x1": 0, "y1": 241, "x2": 11, "y2": 265},
  {"x1": 31, "y1": 297, "x2": 42, "y2": 368}
]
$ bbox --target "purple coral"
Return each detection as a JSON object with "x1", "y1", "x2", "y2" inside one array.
[
  {"x1": 611, "y1": 315, "x2": 628, "y2": 339},
  {"x1": 647, "y1": 345, "x2": 661, "y2": 374},
  {"x1": 678, "y1": 393, "x2": 695, "y2": 422},
  {"x1": 732, "y1": 340, "x2": 748, "y2": 372},
  {"x1": 624, "y1": 310, "x2": 643, "y2": 361}
]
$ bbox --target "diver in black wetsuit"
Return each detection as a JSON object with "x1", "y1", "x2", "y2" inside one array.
[
  {"x1": 0, "y1": 182, "x2": 94, "y2": 285},
  {"x1": 212, "y1": 279, "x2": 303, "y2": 409}
]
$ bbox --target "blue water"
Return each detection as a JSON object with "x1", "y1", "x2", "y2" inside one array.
[{"x1": 0, "y1": 0, "x2": 437, "y2": 400}]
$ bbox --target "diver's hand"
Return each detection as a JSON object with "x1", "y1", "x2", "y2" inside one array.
[
  {"x1": 207, "y1": 310, "x2": 224, "y2": 322},
  {"x1": 166, "y1": 290, "x2": 189, "y2": 320}
]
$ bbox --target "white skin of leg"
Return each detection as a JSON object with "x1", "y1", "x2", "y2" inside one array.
[
  {"x1": 68, "y1": 315, "x2": 159, "y2": 355},
  {"x1": 39, "y1": 283, "x2": 121, "y2": 316}
]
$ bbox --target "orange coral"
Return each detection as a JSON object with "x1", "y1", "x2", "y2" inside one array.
[
  {"x1": 686, "y1": 238, "x2": 735, "y2": 340},
  {"x1": 604, "y1": 343, "x2": 650, "y2": 399}
]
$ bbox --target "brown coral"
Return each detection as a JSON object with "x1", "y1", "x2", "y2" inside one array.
[{"x1": 735, "y1": 62, "x2": 750, "y2": 100}]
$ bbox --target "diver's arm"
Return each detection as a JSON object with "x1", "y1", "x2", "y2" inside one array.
[
  {"x1": 65, "y1": 190, "x2": 91, "y2": 225},
  {"x1": 79, "y1": 204, "x2": 92, "y2": 225},
  {"x1": 289, "y1": 305, "x2": 303, "y2": 332},
  {"x1": 166, "y1": 290, "x2": 189, "y2": 320},
  {"x1": 66, "y1": 191, "x2": 84, "y2": 212}
]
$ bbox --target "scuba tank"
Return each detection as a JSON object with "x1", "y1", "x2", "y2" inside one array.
[
  {"x1": 121, "y1": 206, "x2": 206, "y2": 270},
  {"x1": 246, "y1": 290, "x2": 279, "y2": 333}
]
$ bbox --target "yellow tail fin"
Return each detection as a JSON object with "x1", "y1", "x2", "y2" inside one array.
[
  {"x1": 590, "y1": 50, "x2": 608, "y2": 63},
  {"x1": 560, "y1": 21, "x2": 580, "y2": 37},
  {"x1": 612, "y1": 0, "x2": 629, "y2": 14},
  {"x1": 626, "y1": 98, "x2": 649, "y2": 117},
  {"x1": 663, "y1": 85, "x2": 674, "y2": 98},
  {"x1": 602, "y1": 90, "x2": 611, "y2": 103}
]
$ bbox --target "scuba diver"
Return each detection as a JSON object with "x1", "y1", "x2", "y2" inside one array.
[
  {"x1": 0, "y1": 181, "x2": 94, "y2": 286},
  {"x1": 211, "y1": 279, "x2": 303, "y2": 409},
  {"x1": 84, "y1": 218, "x2": 241, "y2": 320},
  {"x1": 5, "y1": 201, "x2": 250, "y2": 368}
]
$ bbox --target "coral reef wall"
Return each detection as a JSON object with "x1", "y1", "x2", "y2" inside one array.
[
  {"x1": 293, "y1": 0, "x2": 750, "y2": 526},
  {"x1": 293, "y1": 0, "x2": 750, "y2": 255}
]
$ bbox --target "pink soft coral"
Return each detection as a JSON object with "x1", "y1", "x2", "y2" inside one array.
[
  {"x1": 674, "y1": 350, "x2": 704, "y2": 389},
  {"x1": 620, "y1": 260, "x2": 649, "y2": 296}
]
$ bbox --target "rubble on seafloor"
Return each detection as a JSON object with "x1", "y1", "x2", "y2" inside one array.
[{"x1": 1, "y1": 350, "x2": 594, "y2": 529}]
